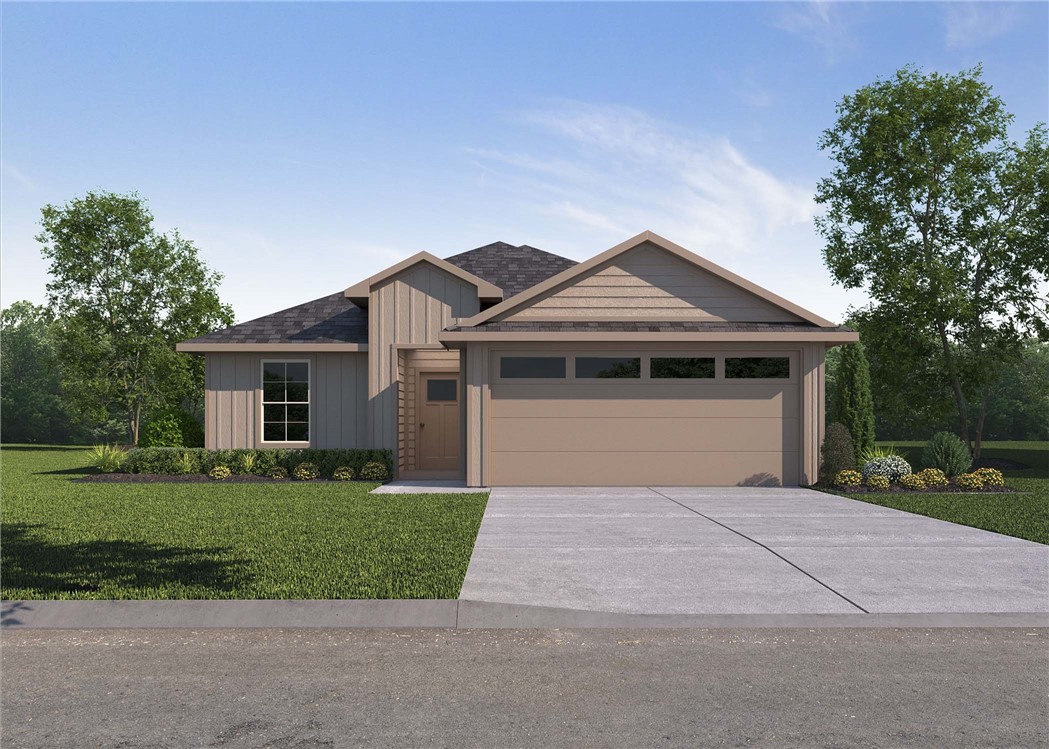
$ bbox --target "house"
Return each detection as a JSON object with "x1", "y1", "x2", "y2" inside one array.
[{"x1": 177, "y1": 231, "x2": 858, "y2": 486}]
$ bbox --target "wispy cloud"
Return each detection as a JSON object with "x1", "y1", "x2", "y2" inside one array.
[
  {"x1": 944, "y1": 2, "x2": 1018, "y2": 48},
  {"x1": 1, "y1": 162, "x2": 37, "y2": 191},
  {"x1": 773, "y1": 1, "x2": 855, "y2": 62}
]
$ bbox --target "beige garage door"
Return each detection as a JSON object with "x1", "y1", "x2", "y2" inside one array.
[{"x1": 489, "y1": 351, "x2": 800, "y2": 486}]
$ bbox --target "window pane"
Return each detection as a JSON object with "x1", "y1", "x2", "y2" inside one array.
[
  {"x1": 426, "y1": 379, "x2": 457, "y2": 402},
  {"x1": 263, "y1": 422, "x2": 286, "y2": 442},
  {"x1": 263, "y1": 362, "x2": 286, "y2": 382},
  {"x1": 500, "y1": 357, "x2": 566, "y2": 379},
  {"x1": 263, "y1": 384, "x2": 285, "y2": 403},
  {"x1": 286, "y1": 422, "x2": 309, "y2": 442},
  {"x1": 285, "y1": 382, "x2": 309, "y2": 403},
  {"x1": 285, "y1": 363, "x2": 309, "y2": 383},
  {"x1": 263, "y1": 404, "x2": 286, "y2": 422},
  {"x1": 286, "y1": 404, "x2": 309, "y2": 422},
  {"x1": 651, "y1": 357, "x2": 715, "y2": 379},
  {"x1": 576, "y1": 357, "x2": 641, "y2": 379},
  {"x1": 725, "y1": 357, "x2": 790, "y2": 379}
]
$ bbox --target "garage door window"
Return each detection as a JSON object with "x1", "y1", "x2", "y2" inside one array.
[
  {"x1": 725, "y1": 357, "x2": 790, "y2": 379},
  {"x1": 651, "y1": 357, "x2": 715, "y2": 379},
  {"x1": 576, "y1": 357, "x2": 641, "y2": 379},
  {"x1": 500, "y1": 356, "x2": 566, "y2": 379}
]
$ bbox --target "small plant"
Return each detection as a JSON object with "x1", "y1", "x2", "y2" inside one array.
[
  {"x1": 921, "y1": 432, "x2": 972, "y2": 477},
  {"x1": 857, "y1": 443, "x2": 902, "y2": 464},
  {"x1": 177, "y1": 452, "x2": 196, "y2": 475},
  {"x1": 916, "y1": 467, "x2": 949, "y2": 488},
  {"x1": 293, "y1": 461, "x2": 320, "y2": 481},
  {"x1": 861, "y1": 455, "x2": 912, "y2": 484},
  {"x1": 820, "y1": 423, "x2": 856, "y2": 484},
  {"x1": 267, "y1": 466, "x2": 288, "y2": 480},
  {"x1": 89, "y1": 444, "x2": 127, "y2": 473},
  {"x1": 955, "y1": 472, "x2": 985, "y2": 490},
  {"x1": 208, "y1": 464, "x2": 232, "y2": 481},
  {"x1": 238, "y1": 450, "x2": 259, "y2": 475},
  {"x1": 359, "y1": 461, "x2": 390, "y2": 481},
  {"x1": 898, "y1": 473, "x2": 926, "y2": 491},
  {"x1": 833, "y1": 469, "x2": 862, "y2": 487},
  {"x1": 332, "y1": 466, "x2": 355, "y2": 481},
  {"x1": 973, "y1": 467, "x2": 1004, "y2": 487},
  {"x1": 865, "y1": 474, "x2": 891, "y2": 491}
]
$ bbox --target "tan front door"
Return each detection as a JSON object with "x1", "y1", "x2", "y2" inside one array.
[{"x1": 418, "y1": 373, "x2": 460, "y2": 471}]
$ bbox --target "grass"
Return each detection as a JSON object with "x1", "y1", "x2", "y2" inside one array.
[
  {"x1": 829, "y1": 440, "x2": 1049, "y2": 545},
  {"x1": 1, "y1": 446, "x2": 488, "y2": 600}
]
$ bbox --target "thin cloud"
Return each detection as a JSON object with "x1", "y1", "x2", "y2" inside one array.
[
  {"x1": 773, "y1": 1, "x2": 855, "y2": 62},
  {"x1": 944, "y1": 3, "x2": 1018, "y2": 48}
]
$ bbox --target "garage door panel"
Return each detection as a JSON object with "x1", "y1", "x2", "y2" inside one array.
[
  {"x1": 492, "y1": 392, "x2": 795, "y2": 419},
  {"x1": 490, "y1": 451, "x2": 799, "y2": 487},
  {"x1": 491, "y1": 417, "x2": 798, "y2": 453}
]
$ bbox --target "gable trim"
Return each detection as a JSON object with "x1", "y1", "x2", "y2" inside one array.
[
  {"x1": 344, "y1": 251, "x2": 503, "y2": 305},
  {"x1": 459, "y1": 231, "x2": 837, "y2": 329}
]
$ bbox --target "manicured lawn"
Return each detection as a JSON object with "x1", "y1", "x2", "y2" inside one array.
[
  {"x1": 830, "y1": 441, "x2": 1048, "y2": 545},
  {"x1": 1, "y1": 446, "x2": 488, "y2": 600}
]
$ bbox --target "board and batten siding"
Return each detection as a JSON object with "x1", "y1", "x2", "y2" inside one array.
[
  {"x1": 368, "y1": 263, "x2": 480, "y2": 452},
  {"x1": 501, "y1": 242, "x2": 802, "y2": 323},
  {"x1": 204, "y1": 352, "x2": 368, "y2": 449}
]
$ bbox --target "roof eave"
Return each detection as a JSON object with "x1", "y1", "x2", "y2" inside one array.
[
  {"x1": 176, "y1": 342, "x2": 369, "y2": 353},
  {"x1": 438, "y1": 331, "x2": 859, "y2": 344}
]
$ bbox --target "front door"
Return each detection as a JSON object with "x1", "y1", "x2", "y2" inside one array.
[{"x1": 418, "y1": 373, "x2": 460, "y2": 472}]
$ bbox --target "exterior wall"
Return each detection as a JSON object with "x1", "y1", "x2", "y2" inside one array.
[
  {"x1": 368, "y1": 263, "x2": 480, "y2": 453},
  {"x1": 501, "y1": 242, "x2": 802, "y2": 322},
  {"x1": 204, "y1": 352, "x2": 368, "y2": 450}
]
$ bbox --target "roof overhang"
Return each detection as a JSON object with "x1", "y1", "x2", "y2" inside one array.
[
  {"x1": 438, "y1": 331, "x2": 859, "y2": 346},
  {"x1": 344, "y1": 251, "x2": 502, "y2": 306},
  {"x1": 176, "y1": 343, "x2": 369, "y2": 354}
]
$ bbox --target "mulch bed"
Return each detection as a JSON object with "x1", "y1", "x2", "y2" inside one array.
[
  {"x1": 828, "y1": 483, "x2": 1017, "y2": 494},
  {"x1": 973, "y1": 457, "x2": 1029, "y2": 471},
  {"x1": 76, "y1": 473, "x2": 375, "y2": 484}
]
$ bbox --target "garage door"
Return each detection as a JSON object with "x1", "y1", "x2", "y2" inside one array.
[{"x1": 489, "y1": 351, "x2": 800, "y2": 486}]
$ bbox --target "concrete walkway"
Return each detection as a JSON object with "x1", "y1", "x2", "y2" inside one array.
[{"x1": 460, "y1": 487, "x2": 1049, "y2": 616}]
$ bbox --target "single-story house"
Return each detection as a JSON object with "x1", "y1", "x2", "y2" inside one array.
[{"x1": 177, "y1": 231, "x2": 858, "y2": 486}]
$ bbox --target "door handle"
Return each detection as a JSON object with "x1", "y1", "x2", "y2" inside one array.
[{"x1": 420, "y1": 423, "x2": 425, "y2": 428}]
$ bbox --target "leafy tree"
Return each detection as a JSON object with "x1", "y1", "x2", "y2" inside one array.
[
  {"x1": 816, "y1": 65, "x2": 1049, "y2": 458},
  {"x1": 830, "y1": 342, "x2": 876, "y2": 458},
  {"x1": 982, "y1": 341, "x2": 1049, "y2": 440},
  {"x1": 36, "y1": 191, "x2": 233, "y2": 445}
]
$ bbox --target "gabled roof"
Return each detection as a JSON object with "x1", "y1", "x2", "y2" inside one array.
[
  {"x1": 444, "y1": 242, "x2": 579, "y2": 299},
  {"x1": 458, "y1": 231, "x2": 838, "y2": 330},
  {"x1": 344, "y1": 251, "x2": 503, "y2": 305}
]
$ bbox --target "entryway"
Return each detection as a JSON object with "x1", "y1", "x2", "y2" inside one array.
[{"x1": 417, "y1": 373, "x2": 461, "y2": 472}]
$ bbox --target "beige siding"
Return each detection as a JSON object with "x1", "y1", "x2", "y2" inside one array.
[
  {"x1": 204, "y1": 352, "x2": 367, "y2": 450},
  {"x1": 502, "y1": 242, "x2": 803, "y2": 322},
  {"x1": 368, "y1": 263, "x2": 480, "y2": 452},
  {"x1": 401, "y1": 348, "x2": 460, "y2": 472}
]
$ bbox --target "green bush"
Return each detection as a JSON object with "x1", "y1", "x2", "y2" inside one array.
[
  {"x1": 120, "y1": 447, "x2": 393, "y2": 478},
  {"x1": 267, "y1": 466, "x2": 288, "y2": 480},
  {"x1": 140, "y1": 408, "x2": 204, "y2": 448},
  {"x1": 861, "y1": 455, "x2": 912, "y2": 483},
  {"x1": 333, "y1": 466, "x2": 355, "y2": 481},
  {"x1": 125, "y1": 448, "x2": 206, "y2": 475},
  {"x1": 865, "y1": 474, "x2": 891, "y2": 491},
  {"x1": 293, "y1": 462, "x2": 320, "y2": 481},
  {"x1": 208, "y1": 465, "x2": 232, "y2": 481},
  {"x1": 820, "y1": 422, "x2": 856, "y2": 483},
  {"x1": 921, "y1": 432, "x2": 972, "y2": 477},
  {"x1": 359, "y1": 461, "x2": 390, "y2": 481},
  {"x1": 89, "y1": 444, "x2": 127, "y2": 473}
]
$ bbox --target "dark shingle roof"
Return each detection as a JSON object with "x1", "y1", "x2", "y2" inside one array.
[
  {"x1": 444, "y1": 242, "x2": 577, "y2": 299},
  {"x1": 183, "y1": 292, "x2": 368, "y2": 345},
  {"x1": 447, "y1": 321, "x2": 851, "y2": 334}
]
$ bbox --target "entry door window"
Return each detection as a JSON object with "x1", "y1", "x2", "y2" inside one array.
[{"x1": 427, "y1": 378, "x2": 457, "y2": 401}]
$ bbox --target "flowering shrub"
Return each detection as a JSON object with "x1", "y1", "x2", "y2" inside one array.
[
  {"x1": 973, "y1": 467, "x2": 1004, "y2": 487},
  {"x1": 267, "y1": 466, "x2": 288, "y2": 480},
  {"x1": 333, "y1": 466, "x2": 355, "y2": 481},
  {"x1": 293, "y1": 462, "x2": 321, "y2": 481},
  {"x1": 208, "y1": 465, "x2": 232, "y2": 481},
  {"x1": 833, "y1": 469, "x2": 862, "y2": 487},
  {"x1": 916, "y1": 467, "x2": 948, "y2": 488},
  {"x1": 898, "y1": 474, "x2": 926, "y2": 491},
  {"x1": 955, "y1": 472, "x2": 984, "y2": 490},
  {"x1": 359, "y1": 461, "x2": 390, "y2": 481},
  {"x1": 865, "y1": 475, "x2": 891, "y2": 491},
  {"x1": 861, "y1": 455, "x2": 912, "y2": 483}
]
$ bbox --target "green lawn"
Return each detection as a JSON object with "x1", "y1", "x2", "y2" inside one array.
[
  {"x1": 1, "y1": 446, "x2": 488, "y2": 600},
  {"x1": 830, "y1": 441, "x2": 1049, "y2": 545}
]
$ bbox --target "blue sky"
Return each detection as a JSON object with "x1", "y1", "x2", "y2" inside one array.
[{"x1": 3, "y1": 2, "x2": 1047, "y2": 324}]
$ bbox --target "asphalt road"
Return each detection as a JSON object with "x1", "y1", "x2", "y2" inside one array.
[{"x1": 2, "y1": 628, "x2": 1047, "y2": 748}]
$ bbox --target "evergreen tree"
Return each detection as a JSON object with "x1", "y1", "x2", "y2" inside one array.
[{"x1": 831, "y1": 342, "x2": 876, "y2": 458}]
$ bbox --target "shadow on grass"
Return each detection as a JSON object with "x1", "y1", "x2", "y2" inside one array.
[
  {"x1": 0, "y1": 445, "x2": 91, "y2": 452},
  {"x1": 0, "y1": 523, "x2": 252, "y2": 598},
  {"x1": 34, "y1": 466, "x2": 100, "y2": 476}
]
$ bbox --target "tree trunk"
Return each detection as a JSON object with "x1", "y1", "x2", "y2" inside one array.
[
  {"x1": 972, "y1": 382, "x2": 990, "y2": 462},
  {"x1": 936, "y1": 322, "x2": 969, "y2": 446}
]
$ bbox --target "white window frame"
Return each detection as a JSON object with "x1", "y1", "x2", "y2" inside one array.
[{"x1": 260, "y1": 359, "x2": 311, "y2": 444}]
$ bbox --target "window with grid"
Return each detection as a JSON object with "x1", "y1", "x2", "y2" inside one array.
[{"x1": 262, "y1": 361, "x2": 309, "y2": 442}]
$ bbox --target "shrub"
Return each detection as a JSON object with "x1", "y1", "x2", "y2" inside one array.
[
  {"x1": 293, "y1": 462, "x2": 320, "y2": 481},
  {"x1": 89, "y1": 444, "x2": 127, "y2": 473},
  {"x1": 861, "y1": 455, "x2": 912, "y2": 483},
  {"x1": 140, "y1": 413, "x2": 184, "y2": 448},
  {"x1": 333, "y1": 466, "x2": 355, "y2": 481},
  {"x1": 359, "y1": 461, "x2": 390, "y2": 481},
  {"x1": 120, "y1": 447, "x2": 393, "y2": 478},
  {"x1": 833, "y1": 469, "x2": 862, "y2": 487},
  {"x1": 238, "y1": 450, "x2": 259, "y2": 475},
  {"x1": 916, "y1": 467, "x2": 949, "y2": 488},
  {"x1": 208, "y1": 464, "x2": 232, "y2": 481},
  {"x1": 125, "y1": 447, "x2": 206, "y2": 475},
  {"x1": 858, "y1": 443, "x2": 902, "y2": 464},
  {"x1": 955, "y1": 472, "x2": 984, "y2": 490},
  {"x1": 973, "y1": 467, "x2": 1004, "y2": 487},
  {"x1": 921, "y1": 432, "x2": 972, "y2": 477},
  {"x1": 820, "y1": 423, "x2": 855, "y2": 484},
  {"x1": 865, "y1": 475, "x2": 890, "y2": 491},
  {"x1": 830, "y1": 342, "x2": 876, "y2": 459},
  {"x1": 267, "y1": 466, "x2": 288, "y2": 480},
  {"x1": 898, "y1": 473, "x2": 926, "y2": 491}
]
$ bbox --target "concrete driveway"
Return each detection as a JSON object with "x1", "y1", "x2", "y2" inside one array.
[{"x1": 460, "y1": 487, "x2": 1049, "y2": 617}]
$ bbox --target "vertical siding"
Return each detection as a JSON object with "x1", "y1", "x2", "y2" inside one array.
[
  {"x1": 799, "y1": 343, "x2": 825, "y2": 485},
  {"x1": 464, "y1": 342, "x2": 489, "y2": 487}
]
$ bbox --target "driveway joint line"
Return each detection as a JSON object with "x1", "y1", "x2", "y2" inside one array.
[{"x1": 647, "y1": 487, "x2": 871, "y2": 614}]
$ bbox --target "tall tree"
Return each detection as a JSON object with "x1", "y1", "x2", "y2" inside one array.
[
  {"x1": 815, "y1": 65, "x2": 1049, "y2": 458},
  {"x1": 830, "y1": 342, "x2": 876, "y2": 459},
  {"x1": 36, "y1": 191, "x2": 234, "y2": 444}
]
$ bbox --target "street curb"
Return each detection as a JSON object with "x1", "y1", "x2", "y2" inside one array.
[{"x1": 3, "y1": 600, "x2": 1047, "y2": 629}]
